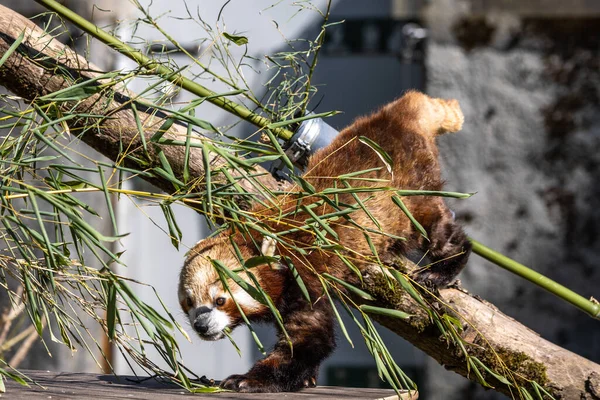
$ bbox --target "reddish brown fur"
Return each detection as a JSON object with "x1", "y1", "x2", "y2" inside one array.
[{"x1": 180, "y1": 91, "x2": 470, "y2": 392}]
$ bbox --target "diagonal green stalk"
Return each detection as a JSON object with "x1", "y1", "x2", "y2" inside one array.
[
  {"x1": 34, "y1": 0, "x2": 294, "y2": 141},
  {"x1": 470, "y1": 238, "x2": 600, "y2": 320}
]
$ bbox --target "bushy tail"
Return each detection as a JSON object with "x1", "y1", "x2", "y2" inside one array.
[
  {"x1": 431, "y1": 98, "x2": 464, "y2": 135},
  {"x1": 388, "y1": 91, "x2": 465, "y2": 138}
]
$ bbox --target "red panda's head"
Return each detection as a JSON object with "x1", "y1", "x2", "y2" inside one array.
[{"x1": 178, "y1": 234, "x2": 282, "y2": 341}]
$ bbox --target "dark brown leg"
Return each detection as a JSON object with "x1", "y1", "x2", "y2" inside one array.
[
  {"x1": 414, "y1": 207, "x2": 471, "y2": 287},
  {"x1": 220, "y1": 300, "x2": 335, "y2": 392}
]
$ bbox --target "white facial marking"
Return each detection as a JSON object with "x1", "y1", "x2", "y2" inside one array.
[
  {"x1": 209, "y1": 285, "x2": 219, "y2": 299},
  {"x1": 210, "y1": 309, "x2": 231, "y2": 332},
  {"x1": 181, "y1": 288, "x2": 193, "y2": 303},
  {"x1": 230, "y1": 286, "x2": 263, "y2": 312}
]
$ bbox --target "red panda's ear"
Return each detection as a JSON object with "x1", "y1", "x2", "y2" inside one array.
[
  {"x1": 260, "y1": 236, "x2": 277, "y2": 257},
  {"x1": 260, "y1": 237, "x2": 287, "y2": 271}
]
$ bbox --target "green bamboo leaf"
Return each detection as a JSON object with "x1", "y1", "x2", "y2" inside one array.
[
  {"x1": 182, "y1": 108, "x2": 195, "y2": 183},
  {"x1": 263, "y1": 129, "x2": 295, "y2": 170},
  {"x1": 244, "y1": 154, "x2": 282, "y2": 164},
  {"x1": 223, "y1": 32, "x2": 248, "y2": 46},
  {"x1": 267, "y1": 111, "x2": 339, "y2": 129},
  {"x1": 223, "y1": 328, "x2": 242, "y2": 357},
  {"x1": 392, "y1": 195, "x2": 428, "y2": 240},
  {"x1": 211, "y1": 259, "x2": 264, "y2": 303},
  {"x1": 22, "y1": 270, "x2": 43, "y2": 335},
  {"x1": 27, "y1": 190, "x2": 58, "y2": 274},
  {"x1": 217, "y1": 273, "x2": 265, "y2": 354},
  {"x1": 243, "y1": 256, "x2": 280, "y2": 269},
  {"x1": 32, "y1": 128, "x2": 78, "y2": 164},
  {"x1": 342, "y1": 180, "x2": 382, "y2": 230},
  {"x1": 334, "y1": 250, "x2": 362, "y2": 279},
  {"x1": 115, "y1": 279, "x2": 172, "y2": 328},
  {"x1": 0, "y1": 368, "x2": 28, "y2": 387},
  {"x1": 395, "y1": 189, "x2": 474, "y2": 198},
  {"x1": 520, "y1": 387, "x2": 535, "y2": 400},
  {"x1": 359, "y1": 305, "x2": 413, "y2": 320},
  {"x1": 470, "y1": 357, "x2": 511, "y2": 386},
  {"x1": 531, "y1": 381, "x2": 555, "y2": 400},
  {"x1": 0, "y1": 374, "x2": 4, "y2": 393},
  {"x1": 321, "y1": 187, "x2": 391, "y2": 195},
  {"x1": 359, "y1": 136, "x2": 393, "y2": 174},
  {"x1": 149, "y1": 117, "x2": 175, "y2": 142},
  {"x1": 322, "y1": 273, "x2": 374, "y2": 300},
  {"x1": 56, "y1": 317, "x2": 75, "y2": 350},
  {"x1": 338, "y1": 167, "x2": 384, "y2": 179},
  {"x1": 98, "y1": 166, "x2": 118, "y2": 236},
  {"x1": 202, "y1": 144, "x2": 213, "y2": 216},
  {"x1": 284, "y1": 258, "x2": 311, "y2": 303},
  {"x1": 322, "y1": 282, "x2": 353, "y2": 347},
  {"x1": 38, "y1": 71, "x2": 120, "y2": 101},
  {"x1": 34, "y1": 189, "x2": 120, "y2": 242},
  {"x1": 468, "y1": 358, "x2": 492, "y2": 388},
  {"x1": 190, "y1": 387, "x2": 225, "y2": 393},
  {"x1": 21, "y1": 156, "x2": 59, "y2": 163},
  {"x1": 152, "y1": 166, "x2": 185, "y2": 188},
  {"x1": 388, "y1": 269, "x2": 427, "y2": 308},
  {"x1": 160, "y1": 202, "x2": 182, "y2": 249},
  {"x1": 301, "y1": 205, "x2": 338, "y2": 240},
  {"x1": 206, "y1": 143, "x2": 252, "y2": 168},
  {"x1": 364, "y1": 233, "x2": 382, "y2": 266},
  {"x1": 106, "y1": 281, "x2": 118, "y2": 340},
  {"x1": 130, "y1": 102, "x2": 150, "y2": 158},
  {"x1": 0, "y1": 30, "x2": 24, "y2": 68}
]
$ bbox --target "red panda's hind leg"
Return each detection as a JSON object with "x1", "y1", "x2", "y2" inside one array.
[{"x1": 413, "y1": 206, "x2": 471, "y2": 287}]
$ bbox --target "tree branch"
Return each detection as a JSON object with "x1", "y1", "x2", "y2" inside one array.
[{"x1": 1, "y1": 5, "x2": 599, "y2": 398}]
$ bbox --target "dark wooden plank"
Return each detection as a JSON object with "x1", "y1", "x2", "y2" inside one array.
[{"x1": 1, "y1": 370, "x2": 418, "y2": 399}]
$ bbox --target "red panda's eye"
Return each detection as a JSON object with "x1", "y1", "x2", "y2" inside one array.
[
  {"x1": 215, "y1": 297, "x2": 226, "y2": 307},
  {"x1": 186, "y1": 297, "x2": 193, "y2": 308}
]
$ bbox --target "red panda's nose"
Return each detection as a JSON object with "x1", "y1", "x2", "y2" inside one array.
[
  {"x1": 193, "y1": 319, "x2": 209, "y2": 334},
  {"x1": 193, "y1": 306, "x2": 212, "y2": 334}
]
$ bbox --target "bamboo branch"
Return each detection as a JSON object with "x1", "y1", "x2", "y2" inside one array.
[
  {"x1": 33, "y1": 0, "x2": 295, "y2": 141},
  {"x1": 0, "y1": 3, "x2": 287, "y2": 201},
  {"x1": 1, "y1": 4, "x2": 599, "y2": 398},
  {"x1": 471, "y1": 239, "x2": 600, "y2": 319}
]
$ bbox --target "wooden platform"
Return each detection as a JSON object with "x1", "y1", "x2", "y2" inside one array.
[{"x1": 1, "y1": 369, "x2": 418, "y2": 399}]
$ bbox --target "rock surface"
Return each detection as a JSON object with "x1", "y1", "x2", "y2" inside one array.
[{"x1": 425, "y1": 5, "x2": 600, "y2": 398}]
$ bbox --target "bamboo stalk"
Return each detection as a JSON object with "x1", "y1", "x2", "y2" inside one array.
[
  {"x1": 33, "y1": 0, "x2": 295, "y2": 141},
  {"x1": 470, "y1": 239, "x2": 600, "y2": 319}
]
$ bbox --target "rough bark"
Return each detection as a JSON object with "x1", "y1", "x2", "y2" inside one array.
[{"x1": 1, "y1": 4, "x2": 599, "y2": 399}]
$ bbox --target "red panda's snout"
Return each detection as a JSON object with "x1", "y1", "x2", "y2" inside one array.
[
  {"x1": 179, "y1": 272, "x2": 268, "y2": 341},
  {"x1": 178, "y1": 284, "x2": 238, "y2": 341},
  {"x1": 190, "y1": 304, "x2": 231, "y2": 341}
]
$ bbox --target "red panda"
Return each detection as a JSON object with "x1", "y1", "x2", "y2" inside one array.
[{"x1": 178, "y1": 91, "x2": 470, "y2": 392}]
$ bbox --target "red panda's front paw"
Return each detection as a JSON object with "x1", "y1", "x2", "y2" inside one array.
[
  {"x1": 303, "y1": 375, "x2": 317, "y2": 388},
  {"x1": 220, "y1": 374, "x2": 272, "y2": 393}
]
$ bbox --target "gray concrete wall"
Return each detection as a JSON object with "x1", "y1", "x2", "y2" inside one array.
[{"x1": 424, "y1": 2, "x2": 600, "y2": 398}]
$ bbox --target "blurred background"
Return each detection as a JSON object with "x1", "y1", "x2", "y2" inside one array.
[{"x1": 1, "y1": 0, "x2": 599, "y2": 398}]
